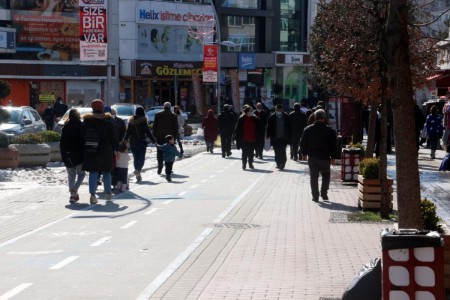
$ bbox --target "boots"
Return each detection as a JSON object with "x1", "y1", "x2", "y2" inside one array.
[{"x1": 431, "y1": 150, "x2": 436, "y2": 159}]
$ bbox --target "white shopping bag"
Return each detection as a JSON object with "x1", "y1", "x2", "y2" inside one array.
[{"x1": 264, "y1": 138, "x2": 271, "y2": 151}]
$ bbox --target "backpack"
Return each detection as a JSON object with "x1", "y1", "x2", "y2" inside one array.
[{"x1": 84, "y1": 127, "x2": 100, "y2": 153}]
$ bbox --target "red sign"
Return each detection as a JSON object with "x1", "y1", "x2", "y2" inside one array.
[{"x1": 203, "y1": 45, "x2": 218, "y2": 72}]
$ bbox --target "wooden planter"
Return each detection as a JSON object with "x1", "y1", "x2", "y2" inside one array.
[
  {"x1": 358, "y1": 175, "x2": 394, "y2": 210},
  {"x1": 443, "y1": 234, "x2": 450, "y2": 295},
  {"x1": 47, "y1": 142, "x2": 61, "y2": 162},
  {"x1": 12, "y1": 143, "x2": 51, "y2": 167},
  {"x1": 0, "y1": 146, "x2": 19, "y2": 169}
]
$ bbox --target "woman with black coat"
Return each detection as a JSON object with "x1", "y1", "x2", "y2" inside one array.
[
  {"x1": 60, "y1": 108, "x2": 86, "y2": 203},
  {"x1": 124, "y1": 106, "x2": 156, "y2": 182}
]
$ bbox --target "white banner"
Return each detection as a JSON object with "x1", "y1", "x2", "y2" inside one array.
[{"x1": 79, "y1": 0, "x2": 108, "y2": 61}]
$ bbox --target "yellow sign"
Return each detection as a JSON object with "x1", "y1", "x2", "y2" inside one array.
[{"x1": 39, "y1": 93, "x2": 55, "y2": 103}]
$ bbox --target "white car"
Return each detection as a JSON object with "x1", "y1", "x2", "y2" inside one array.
[
  {"x1": 54, "y1": 107, "x2": 93, "y2": 134},
  {"x1": 146, "y1": 106, "x2": 189, "y2": 123}
]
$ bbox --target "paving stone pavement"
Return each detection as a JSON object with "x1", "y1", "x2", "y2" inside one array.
[{"x1": 1, "y1": 143, "x2": 449, "y2": 299}]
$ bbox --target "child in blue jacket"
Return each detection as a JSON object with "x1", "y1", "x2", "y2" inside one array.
[{"x1": 157, "y1": 135, "x2": 182, "y2": 182}]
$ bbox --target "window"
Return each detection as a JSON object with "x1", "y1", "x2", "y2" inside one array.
[
  {"x1": 221, "y1": 0, "x2": 259, "y2": 9},
  {"x1": 30, "y1": 110, "x2": 41, "y2": 121},
  {"x1": 243, "y1": 17, "x2": 255, "y2": 25},
  {"x1": 228, "y1": 16, "x2": 242, "y2": 27}
]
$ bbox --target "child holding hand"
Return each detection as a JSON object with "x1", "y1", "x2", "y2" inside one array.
[
  {"x1": 157, "y1": 135, "x2": 182, "y2": 182},
  {"x1": 115, "y1": 141, "x2": 130, "y2": 191}
]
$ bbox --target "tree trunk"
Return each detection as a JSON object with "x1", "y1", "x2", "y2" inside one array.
[
  {"x1": 383, "y1": 1, "x2": 422, "y2": 229},
  {"x1": 365, "y1": 101, "x2": 378, "y2": 158},
  {"x1": 353, "y1": 101, "x2": 363, "y2": 144}
]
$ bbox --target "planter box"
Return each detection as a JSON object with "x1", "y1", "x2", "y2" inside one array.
[
  {"x1": 358, "y1": 175, "x2": 394, "y2": 210},
  {"x1": 12, "y1": 143, "x2": 51, "y2": 167},
  {"x1": 443, "y1": 235, "x2": 450, "y2": 295},
  {"x1": 0, "y1": 146, "x2": 19, "y2": 169},
  {"x1": 47, "y1": 142, "x2": 61, "y2": 162}
]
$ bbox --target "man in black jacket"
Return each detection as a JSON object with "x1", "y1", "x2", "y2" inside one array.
[
  {"x1": 289, "y1": 103, "x2": 307, "y2": 161},
  {"x1": 217, "y1": 104, "x2": 237, "y2": 158},
  {"x1": 300, "y1": 109, "x2": 337, "y2": 202},
  {"x1": 266, "y1": 104, "x2": 291, "y2": 170}
]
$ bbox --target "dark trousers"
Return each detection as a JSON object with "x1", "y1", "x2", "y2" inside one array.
[
  {"x1": 255, "y1": 137, "x2": 264, "y2": 158},
  {"x1": 156, "y1": 138, "x2": 165, "y2": 172},
  {"x1": 165, "y1": 161, "x2": 174, "y2": 178},
  {"x1": 176, "y1": 134, "x2": 184, "y2": 154},
  {"x1": 308, "y1": 156, "x2": 331, "y2": 199},
  {"x1": 241, "y1": 142, "x2": 256, "y2": 166},
  {"x1": 290, "y1": 136, "x2": 301, "y2": 160},
  {"x1": 130, "y1": 142, "x2": 147, "y2": 172},
  {"x1": 272, "y1": 138, "x2": 287, "y2": 168},
  {"x1": 220, "y1": 133, "x2": 233, "y2": 156}
]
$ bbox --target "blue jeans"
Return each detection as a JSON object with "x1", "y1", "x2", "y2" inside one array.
[
  {"x1": 131, "y1": 143, "x2": 147, "y2": 172},
  {"x1": 66, "y1": 164, "x2": 85, "y2": 192},
  {"x1": 89, "y1": 172, "x2": 111, "y2": 195}
]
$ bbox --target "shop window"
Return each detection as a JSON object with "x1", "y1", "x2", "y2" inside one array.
[
  {"x1": 228, "y1": 16, "x2": 242, "y2": 27},
  {"x1": 221, "y1": 0, "x2": 259, "y2": 9},
  {"x1": 243, "y1": 17, "x2": 255, "y2": 25}
]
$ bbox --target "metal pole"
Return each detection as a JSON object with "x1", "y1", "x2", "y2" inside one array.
[{"x1": 212, "y1": 0, "x2": 221, "y2": 114}]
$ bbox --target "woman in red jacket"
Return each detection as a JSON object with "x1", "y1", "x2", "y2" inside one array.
[
  {"x1": 202, "y1": 109, "x2": 219, "y2": 153},
  {"x1": 235, "y1": 105, "x2": 261, "y2": 170}
]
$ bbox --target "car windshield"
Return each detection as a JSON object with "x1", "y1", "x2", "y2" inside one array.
[
  {"x1": 5, "y1": 110, "x2": 21, "y2": 124},
  {"x1": 60, "y1": 108, "x2": 92, "y2": 123},
  {"x1": 115, "y1": 106, "x2": 134, "y2": 116}
]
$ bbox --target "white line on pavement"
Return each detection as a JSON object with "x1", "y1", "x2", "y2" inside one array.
[
  {"x1": 7, "y1": 250, "x2": 64, "y2": 255},
  {"x1": 90, "y1": 236, "x2": 112, "y2": 247},
  {"x1": 209, "y1": 174, "x2": 216, "y2": 178},
  {"x1": 120, "y1": 221, "x2": 138, "y2": 229},
  {"x1": 0, "y1": 283, "x2": 33, "y2": 300},
  {"x1": 216, "y1": 170, "x2": 223, "y2": 173},
  {"x1": 145, "y1": 207, "x2": 162, "y2": 215},
  {"x1": 49, "y1": 256, "x2": 79, "y2": 270},
  {"x1": 136, "y1": 228, "x2": 213, "y2": 300},
  {"x1": 190, "y1": 184, "x2": 198, "y2": 189},
  {"x1": 178, "y1": 191, "x2": 187, "y2": 196},
  {"x1": 200, "y1": 179, "x2": 208, "y2": 183},
  {"x1": 162, "y1": 200, "x2": 174, "y2": 205}
]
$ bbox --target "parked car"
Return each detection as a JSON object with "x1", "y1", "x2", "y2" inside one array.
[
  {"x1": 0, "y1": 106, "x2": 46, "y2": 138},
  {"x1": 54, "y1": 107, "x2": 93, "y2": 134},
  {"x1": 111, "y1": 103, "x2": 143, "y2": 126},
  {"x1": 146, "y1": 106, "x2": 189, "y2": 123}
]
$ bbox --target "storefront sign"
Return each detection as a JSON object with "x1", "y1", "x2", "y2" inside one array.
[
  {"x1": 39, "y1": 92, "x2": 55, "y2": 103},
  {"x1": 203, "y1": 70, "x2": 217, "y2": 83},
  {"x1": 238, "y1": 53, "x2": 256, "y2": 70},
  {"x1": 137, "y1": 2, "x2": 214, "y2": 26},
  {"x1": 137, "y1": 60, "x2": 202, "y2": 78},
  {"x1": 79, "y1": 0, "x2": 108, "y2": 61}
]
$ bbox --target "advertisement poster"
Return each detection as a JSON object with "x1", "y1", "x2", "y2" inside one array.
[
  {"x1": 79, "y1": 0, "x2": 107, "y2": 61},
  {"x1": 8, "y1": 0, "x2": 80, "y2": 61},
  {"x1": 230, "y1": 69, "x2": 240, "y2": 110},
  {"x1": 203, "y1": 44, "x2": 217, "y2": 83}
]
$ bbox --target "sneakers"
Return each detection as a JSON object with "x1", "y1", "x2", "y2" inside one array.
[
  {"x1": 312, "y1": 198, "x2": 319, "y2": 202},
  {"x1": 249, "y1": 162, "x2": 254, "y2": 169},
  {"x1": 321, "y1": 194, "x2": 329, "y2": 201},
  {"x1": 69, "y1": 189, "x2": 79, "y2": 203},
  {"x1": 90, "y1": 194, "x2": 98, "y2": 205},
  {"x1": 166, "y1": 176, "x2": 172, "y2": 182},
  {"x1": 105, "y1": 193, "x2": 113, "y2": 201}
]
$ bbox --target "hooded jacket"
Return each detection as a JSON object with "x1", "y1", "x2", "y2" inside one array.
[
  {"x1": 81, "y1": 113, "x2": 118, "y2": 172},
  {"x1": 124, "y1": 115, "x2": 156, "y2": 146},
  {"x1": 60, "y1": 118, "x2": 83, "y2": 168}
]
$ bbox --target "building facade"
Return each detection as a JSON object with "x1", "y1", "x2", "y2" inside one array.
[{"x1": 0, "y1": 0, "x2": 120, "y2": 112}]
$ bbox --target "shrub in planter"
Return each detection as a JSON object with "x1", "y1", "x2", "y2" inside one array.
[
  {"x1": 37, "y1": 130, "x2": 61, "y2": 142},
  {"x1": 11, "y1": 133, "x2": 50, "y2": 167},
  {"x1": 359, "y1": 157, "x2": 380, "y2": 179},
  {"x1": 348, "y1": 142, "x2": 365, "y2": 156},
  {"x1": 421, "y1": 198, "x2": 442, "y2": 232}
]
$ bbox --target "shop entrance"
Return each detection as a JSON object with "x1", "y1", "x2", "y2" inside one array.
[{"x1": 154, "y1": 87, "x2": 172, "y2": 106}]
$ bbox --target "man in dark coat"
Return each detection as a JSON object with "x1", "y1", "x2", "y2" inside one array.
[
  {"x1": 217, "y1": 104, "x2": 237, "y2": 158},
  {"x1": 300, "y1": 109, "x2": 337, "y2": 202},
  {"x1": 414, "y1": 103, "x2": 426, "y2": 151},
  {"x1": 153, "y1": 102, "x2": 178, "y2": 174},
  {"x1": 266, "y1": 104, "x2": 291, "y2": 170},
  {"x1": 254, "y1": 102, "x2": 269, "y2": 159},
  {"x1": 289, "y1": 103, "x2": 307, "y2": 161},
  {"x1": 81, "y1": 99, "x2": 118, "y2": 204},
  {"x1": 110, "y1": 107, "x2": 127, "y2": 142},
  {"x1": 60, "y1": 108, "x2": 85, "y2": 203},
  {"x1": 42, "y1": 103, "x2": 56, "y2": 130}
]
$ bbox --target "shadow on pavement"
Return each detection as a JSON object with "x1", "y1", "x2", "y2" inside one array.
[{"x1": 317, "y1": 200, "x2": 360, "y2": 212}]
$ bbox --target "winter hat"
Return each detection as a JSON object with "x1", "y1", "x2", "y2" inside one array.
[
  {"x1": 104, "y1": 105, "x2": 112, "y2": 113},
  {"x1": 91, "y1": 99, "x2": 104, "y2": 113},
  {"x1": 135, "y1": 106, "x2": 145, "y2": 117}
]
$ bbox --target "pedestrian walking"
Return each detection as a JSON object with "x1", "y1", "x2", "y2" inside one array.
[
  {"x1": 42, "y1": 103, "x2": 56, "y2": 130},
  {"x1": 114, "y1": 141, "x2": 130, "y2": 191},
  {"x1": 110, "y1": 107, "x2": 127, "y2": 142},
  {"x1": 124, "y1": 106, "x2": 156, "y2": 182},
  {"x1": 300, "y1": 109, "x2": 337, "y2": 202},
  {"x1": 254, "y1": 102, "x2": 268, "y2": 159},
  {"x1": 53, "y1": 97, "x2": 68, "y2": 118},
  {"x1": 174, "y1": 105, "x2": 185, "y2": 155},
  {"x1": 153, "y1": 102, "x2": 178, "y2": 175},
  {"x1": 157, "y1": 135, "x2": 182, "y2": 182},
  {"x1": 289, "y1": 103, "x2": 307, "y2": 161},
  {"x1": 81, "y1": 99, "x2": 119, "y2": 204},
  {"x1": 235, "y1": 105, "x2": 261, "y2": 170},
  {"x1": 218, "y1": 104, "x2": 237, "y2": 158},
  {"x1": 60, "y1": 108, "x2": 85, "y2": 203},
  {"x1": 266, "y1": 104, "x2": 291, "y2": 170},
  {"x1": 414, "y1": 103, "x2": 426, "y2": 152},
  {"x1": 426, "y1": 105, "x2": 444, "y2": 159},
  {"x1": 202, "y1": 109, "x2": 219, "y2": 153}
]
